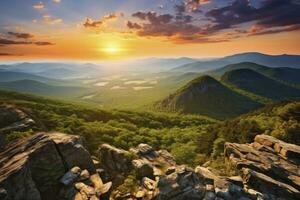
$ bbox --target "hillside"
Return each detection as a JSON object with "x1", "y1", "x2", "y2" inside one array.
[
  {"x1": 0, "y1": 79, "x2": 90, "y2": 98},
  {"x1": 172, "y1": 52, "x2": 300, "y2": 72},
  {"x1": 156, "y1": 75, "x2": 261, "y2": 119},
  {"x1": 221, "y1": 69, "x2": 300, "y2": 101},
  {"x1": 0, "y1": 70, "x2": 63, "y2": 84},
  {"x1": 208, "y1": 62, "x2": 300, "y2": 85},
  {"x1": 0, "y1": 89, "x2": 299, "y2": 169},
  {"x1": 0, "y1": 62, "x2": 103, "y2": 79}
]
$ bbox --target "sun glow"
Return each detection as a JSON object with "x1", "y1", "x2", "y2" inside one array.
[{"x1": 103, "y1": 46, "x2": 121, "y2": 54}]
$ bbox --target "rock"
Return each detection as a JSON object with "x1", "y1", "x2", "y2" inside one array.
[
  {"x1": 0, "y1": 188, "x2": 8, "y2": 200},
  {"x1": 226, "y1": 176, "x2": 243, "y2": 188},
  {"x1": 154, "y1": 165, "x2": 206, "y2": 200},
  {"x1": 165, "y1": 166, "x2": 176, "y2": 175},
  {"x1": 0, "y1": 132, "x2": 95, "y2": 200},
  {"x1": 99, "y1": 144, "x2": 132, "y2": 186},
  {"x1": 0, "y1": 105, "x2": 35, "y2": 132},
  {"x1": 255, "y1": 134, "x2": 300, "y2": 164},
  {"x1": 242, "y1": 168, "x2": 300, "y2": 199},
  {"x1": 90, "y1": 173, "x2": 112, "y2": 195},
  {"x1": 225, "y1": 134, "x2": 300, "y2": 199},
  {"x1": 142, "y1": 177, "x2": 156, "y2": 191},
  {"x1": 75, "y1": 182, "x2": 96, "y2": 197},
  {"x1": 132, "y1": 159, "x2": 154, "y2": 179},
  {"x1": 0, "y1": 105, "x2": 35, "y2": 148},
  {"x1": 136, "y1": 143, "x2": 156, "y2": 157},
  {"x1": 80, "y1": 169, "x2": 90, "y2": 181},
  {"x1": 135, "y1": 190, "x2": 145, "y2": 198},
  {"x1": 195, "y1": 166, "x2": 216, "y2": 185},
  {"x1": 60, "y1": 166, "x2": 81, "y2": 185},
  {"x1": 48, "y1": 132, "x2": 96, "y2": 173},
  {"x1": 157, "y1": 150, "x2": 176, "y2": 166}
]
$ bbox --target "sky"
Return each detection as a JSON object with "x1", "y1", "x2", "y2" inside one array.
[{"x1": 0, "y1": 0, "x2": 299, "y2": 60}]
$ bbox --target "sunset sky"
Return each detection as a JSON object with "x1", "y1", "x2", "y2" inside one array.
[{"x1": 0, "y1": 0, "x2": 300, "y2": 60}]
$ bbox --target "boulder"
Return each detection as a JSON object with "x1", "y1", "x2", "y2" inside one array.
[
  {"x1": 225, "y1": 134, "x2": 300, "y2": 199},
  {"x1": 60, "y1": 166, "x2": 82, "y2": 185},
  {"x1": 0, "y1": 105, "x2": 35, "y2": 148},
  {"x1": 154, "y1": 165, "x2": 206, "y2": 200},
  {"x1": 242, "y1": 168, "x2": 300, "y2": 199},
  {"x1": 0, "y1": 132, "x2": 95, "y2": 200},
  {"x1": 132, "y1": 159, "x2": 154, "y2": 179},
  {"x1": 98, "y1": 144, "x2": 132, "y2": 187}
]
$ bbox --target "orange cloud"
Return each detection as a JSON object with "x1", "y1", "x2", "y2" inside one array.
[
  {"x1": 33, "y1": 2, "x2": 45, "y2": 10},
  {"x1": 83, "y1": 13, "x2": 124, "y2": 29},
  {"x1": 43, "y1": 15, "x2": 63, "y2": 25}
]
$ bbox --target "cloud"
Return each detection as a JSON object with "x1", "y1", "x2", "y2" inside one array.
[
  {"x1": 34, "y1": 41, "x2": 54, "y2": 46},
  {"x1": 127, "y1": 9, "x2": 206, "y2": 42},
  {"x1": 126, "y1": 0, "x2": 300, "y2": 43},
  {"x1": 43, "y1": 15, "x2": 63, "y2": 25},
  {"x1": 0, "y1": 38, "x2": 31, "y2": 45},
  {"x1": 33, "y1": 2, "x2": 45, "y2": 10},
  {"x1": 53, "y1": 0, "x2": 61, "y2": 3},
  {"x1": 0, "y1": 52, "x2": 23, "y2": 56},
  {"x1": 185, "y1": 0, "x2": 211, "y2": 12},
  {"x1": 205, "y1": 0, "x2": 300, "y2": 33},
  {"x1": 127, "y1": 21, "x2": 142, "y2": 29},
  {"x1": 7, "y1": 32, "x2": 34, "y2": 39},
  {"x1": 0, "y1": 38, "x2": 54, "y2": 46},
  {"x1": 249, "y1": 25, "x2": 300, "y2": 36},
  {"x1": 83, "y1": 13, "x2": 124, "y2": 29}
]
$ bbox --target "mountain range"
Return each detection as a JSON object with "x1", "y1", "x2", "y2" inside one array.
[
  {"x1": 172, "y1": 52, "x2": 300, "y2": 72},
  {"x1": 156, "y1": 75, "x2": 261, "y2": 119},
  {"x1": 0, "y1": 62, "x2": 103, "y2": 79}
]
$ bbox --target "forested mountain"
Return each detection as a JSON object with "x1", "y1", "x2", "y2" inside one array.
[{"x1": 156, "y1": 75, "x2": 261, "y2": 119}]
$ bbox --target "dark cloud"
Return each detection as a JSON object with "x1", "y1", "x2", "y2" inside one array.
[
  {"x1": 0, "y1": 38, "x2": 54, "y2": 46},
  {"x1": 250, "y1": 25, "x2": 300, "y2": 36},
  {"x1": 0, "y1": 38, "x2": 31, "y2": 45},
  {"x1": 8, "y1": 32, "x2": 34, "y2": 39},
  {"x1": 205, "y1": 0, "x2": 300, "y2": 33},
  {"x1": 34, "y1": 41, "x2": 55, "y2": 46},
  {"x1": 0, "y1": 52, "x2": 22, "y2": 56},
  {"x1": 127, "y1": 8, "x2": 201, "y2": 38},
  {"x1": 127, "y1": 21, "x2": 142, "y2": 29}
]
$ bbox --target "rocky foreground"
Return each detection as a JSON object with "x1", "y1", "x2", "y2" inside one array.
[
  {"x1": 0, "y1": 131, "x2": 299, "y2": 200},
  {"x1": 0, "y1": 107, "x2": 299, "y2": 200}
]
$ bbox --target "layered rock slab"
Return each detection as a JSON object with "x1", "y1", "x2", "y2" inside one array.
[
  {"x1": 0, "y1": 132, "x2": 95, "y2": 200},
  {"x1": 225, "y1": 134, "x2": 300, "y2": 200}
]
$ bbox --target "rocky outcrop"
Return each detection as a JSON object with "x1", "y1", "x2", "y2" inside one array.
[
  {"x1": 0, "y1": 132, "x2": 102, "y2": 200},
  {"x1": 59, "y1": 166, "x2": 112, "y2": 200},
  {"x1": 225, "y1": 134, "x2": 300, "y2": 200},
  {"x1": 1, "y1": 128, "x2": 299, "y2": 200},
  {"x1": 100, "y1": 143, "x2": 246, "y2": 200},
  {"x1": 0, "y1": 105, "x2": 35, "y2": 148}
]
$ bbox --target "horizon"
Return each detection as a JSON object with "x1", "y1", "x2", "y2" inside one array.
[
  {"x1": 1, "y1": 51, "x2": 300, "y2": 64},
  {"x1": 1, "y1": 0, "x2": 300, "y2": 60}
]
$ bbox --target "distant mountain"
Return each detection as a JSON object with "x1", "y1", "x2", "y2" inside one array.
[
  {"x1": 0, "y1": 62, "x2": 103, "y2": 79},
  {"x1": 172, "y1": 52, "x2": 300, "y2": 72},
  {"x1": 115, "y1": 57, "x2": 199, "y2": 72},
  {"x1": 156, "y1": 75, "x2": 261, "y2": 119},
  {"x1": 172, "y1": 59, "x2": 231, "y2": 72},
  {"x1": 221, "y1": 69, "x2": 300, "y2": 101},
  {"x1": 0, "y1": 79, "x2": 90, "y2": 97},
  {"x1": 223, "y1": 52, "x2": 300, "y2": 68},
  {"x1": 0, "y1": 71, "x2": 60, "y2": 83},
  {"x1": 208, "y1": 62, "x2": 300, "y2": 85}
]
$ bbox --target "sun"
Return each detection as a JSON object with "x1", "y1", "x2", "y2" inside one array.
[
  {"x1": 103, "y1": 46, "x2": 121, "y2": 54},
  {"x1": 100, "y1": 43, "x2": 124, "y2": 55}
]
